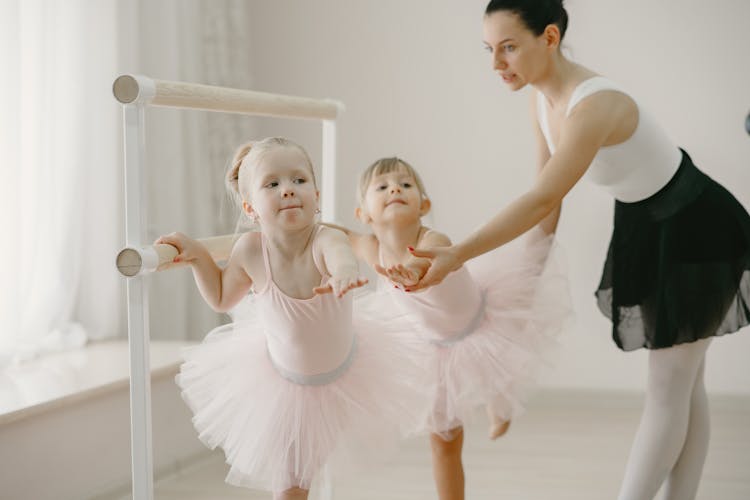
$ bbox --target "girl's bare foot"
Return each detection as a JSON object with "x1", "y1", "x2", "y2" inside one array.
[
  {"x1": 486, "y1": 405, "x2": 511, "y2": 440},
  {"x1": 488, "y1": 418, "x2": 511, "y2": 440}
]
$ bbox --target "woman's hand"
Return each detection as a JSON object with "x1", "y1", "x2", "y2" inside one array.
[
  {"x1": 313, "y1": 273, "x2": 369, "y2": 298},
  {"x1": 404, "y1": 245, "x2": 463, "y2": 291}
]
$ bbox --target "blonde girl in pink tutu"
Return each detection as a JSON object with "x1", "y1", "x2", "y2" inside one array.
[
  {"x1": 335, "y1": 157, "x2": 571, "y2": 500},
  {"x1": 157, "y1": 139, "x2": 427, "y2": 500}
]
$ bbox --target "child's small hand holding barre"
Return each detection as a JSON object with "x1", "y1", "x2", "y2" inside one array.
[
  {"x1": 155, "y1": 231, "x2": 210, "y2": 264},
  {"x1": 153, "y1": 230, "x2": 252, "y2": 313}
]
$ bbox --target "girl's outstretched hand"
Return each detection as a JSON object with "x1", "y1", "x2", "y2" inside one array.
[
  {"x1": 154, "y1": 232, "x2": 205, "y2": 265},
  {"x1": 405, "y1": 245, "x2": 463, "y2": 291},
  {"x1": 374, "y1": 263, "x2": 421, "y2": 288},
  {"x1": 313, "y1": 274, "x2": 369, "y2": 298}
]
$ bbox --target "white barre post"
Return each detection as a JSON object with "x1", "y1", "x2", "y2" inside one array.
[
  {"x1": 123, "y1": 102, "x2": 154, "y2": 500},
  {"x1": 321, "y1": 120, "x2": 337, "y2": 222}
]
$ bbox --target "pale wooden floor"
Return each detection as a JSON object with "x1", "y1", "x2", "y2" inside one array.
[{"x1": 117, "y1": 390, "x2": 750, "y2": 500}]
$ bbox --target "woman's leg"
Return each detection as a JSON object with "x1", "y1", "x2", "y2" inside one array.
[
  {"x1": 662, "y1": 358, "x2": 710, "y2": 500},
  {"x1": 617, "y1": 338, "x2": 711, "y2": 500},
  {"x1": 430, "y1": 427, "x2": 465, "y2": 500}
]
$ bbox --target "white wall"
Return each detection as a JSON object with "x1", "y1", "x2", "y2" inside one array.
[{"x1": 245, "y1": 0, "x2": 750, "y2": 394}]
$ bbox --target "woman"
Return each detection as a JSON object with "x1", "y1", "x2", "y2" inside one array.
[{"x1": 405, "y1": 1, "x2": 750, "y2": 499}]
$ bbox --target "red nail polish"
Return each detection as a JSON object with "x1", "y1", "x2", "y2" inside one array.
[{"x1": 407, "y1": 246, "x2": 414, "y2": 251}]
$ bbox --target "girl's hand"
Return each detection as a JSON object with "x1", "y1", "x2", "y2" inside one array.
[
  {"x1": 374, "y1": 263, "x2": 421, "y2": 288},
  {"x1": 405, "y1": 245, "x2": 463, "y2": 291},
  {"x1": 313, "y1": 274, "x2": 369, "y2": 298},
  {"x1": 154, "y1": 232, "x2": 205, "y2": 265}
]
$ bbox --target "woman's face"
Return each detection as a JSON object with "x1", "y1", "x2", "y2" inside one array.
[{"x1": 482, "y1": 11, "x2": 551, "y2": 91}]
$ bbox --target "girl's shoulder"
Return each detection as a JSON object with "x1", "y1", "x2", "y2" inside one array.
[
  {"x1": 220, "y1": 231, "x2": 265, "y2": 288},
  {"x1": 234, "y1": 230, "x2": 262, "y2": 252},
  {"x1": 230, "y1": 231, "x2": 264, "y2": 269},
  {"x1": 357, "y1": 233, "x2": 380, "y2": 267},
  {"x1": 418, "y1": 227, "x2": 452, "y2": 247},
  {"x1": 357, "y1": 232, "x2": 379, "y2": 250},
  {"x1": 314, "y1": 224, "x2": 348, "y2": 246},
  {"x1": 310, "y1": 224, "x2": 350, "y2": 264}
]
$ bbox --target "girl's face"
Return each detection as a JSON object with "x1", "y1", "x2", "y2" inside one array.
[
  {"x1": 482, "y1": 11, "x2": 553, "y2": 91},
  {"x1": 245, "y1": 147, "x2": 319, "y2": 231},
  {"x1": 361, "y1": 166, "x2": 428, "y2": 226}
]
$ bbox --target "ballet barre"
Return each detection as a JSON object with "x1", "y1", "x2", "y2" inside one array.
[
  {"x1": 115, "y1": 234, "x2": 240, "y2": 277},
  {"x1": 113, "y1": 75, "x2": 342, "y2": 120},
  {"x1": 115, "y1": 74, "x2": 342, "y2": 500}
]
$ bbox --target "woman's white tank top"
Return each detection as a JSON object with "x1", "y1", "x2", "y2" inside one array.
[{"x1": 536, "y1": 76, "x2": 682, "y2": 202}]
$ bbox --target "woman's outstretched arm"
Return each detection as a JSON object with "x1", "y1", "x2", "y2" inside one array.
[
  {"x1": 408, "y1": 92, "x2": 622, "y2": 290},
  {"x1": 532, "y1": 93, "x2": 561, "y2": 236}
]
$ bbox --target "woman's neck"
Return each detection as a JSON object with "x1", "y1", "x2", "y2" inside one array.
[
  {"x1": 262, "y1": 223, "x2": 317, "y2": 261},
  {"x1": 371, "y1": 220, "x2": 423, "y2": 264},
  {"x1": 533, "y1": 55, "x2": 594, "y2": 109}
]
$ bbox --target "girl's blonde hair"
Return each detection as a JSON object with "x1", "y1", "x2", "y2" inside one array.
[
  {"x1": 357, "y1": 157, "x2": 429, "y2": 209},
  {"x1": 226, "y1": 137, "x2": 317, "y2": 220}
]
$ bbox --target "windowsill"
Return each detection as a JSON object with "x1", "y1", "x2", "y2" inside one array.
[{"x1": 0, "y1": 339, "x2": 193, "y2": 426}]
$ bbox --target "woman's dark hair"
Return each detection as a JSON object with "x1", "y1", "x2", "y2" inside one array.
[{"x1": 485, "y1": 0, "x2": 568, "y2": 40}]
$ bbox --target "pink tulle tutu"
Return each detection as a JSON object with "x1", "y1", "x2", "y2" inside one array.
[
  {"x1": 176, "y1": 300, "x2": 429, "y2": 493},
  {"x1": 370, "y1": 227, "x2": 573, "y2": 435}
]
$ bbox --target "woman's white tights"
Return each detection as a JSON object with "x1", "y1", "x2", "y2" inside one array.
[{"x1": 617, "y1": 337, "x2": 711, "y2": 500}]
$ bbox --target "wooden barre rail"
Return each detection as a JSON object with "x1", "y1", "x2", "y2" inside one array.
[
  {"x1": 112, "y1": 74, "x2": 344, "y2": 120},
  {"x1": 116, "y1": 234, "x2": 243, "y2": 277}
]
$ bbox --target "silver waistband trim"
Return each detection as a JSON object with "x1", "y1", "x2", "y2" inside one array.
[
  {"x1": 428, "y1": 292, "x2": 487, "y2": 347},
  {"x1": 269, "y1": 334, "x2": 358, "y2": 386}
]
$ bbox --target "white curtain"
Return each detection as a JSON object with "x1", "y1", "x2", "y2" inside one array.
[
  {"x1": 137, "y1": 0, "x2": 256, "y2": 341},
  {"x1": 0, "y1": 0, "x2": 257, "y2": 366},
  {"x1": 0, "y1": 0, "x2": 123, "y2": 366}
]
